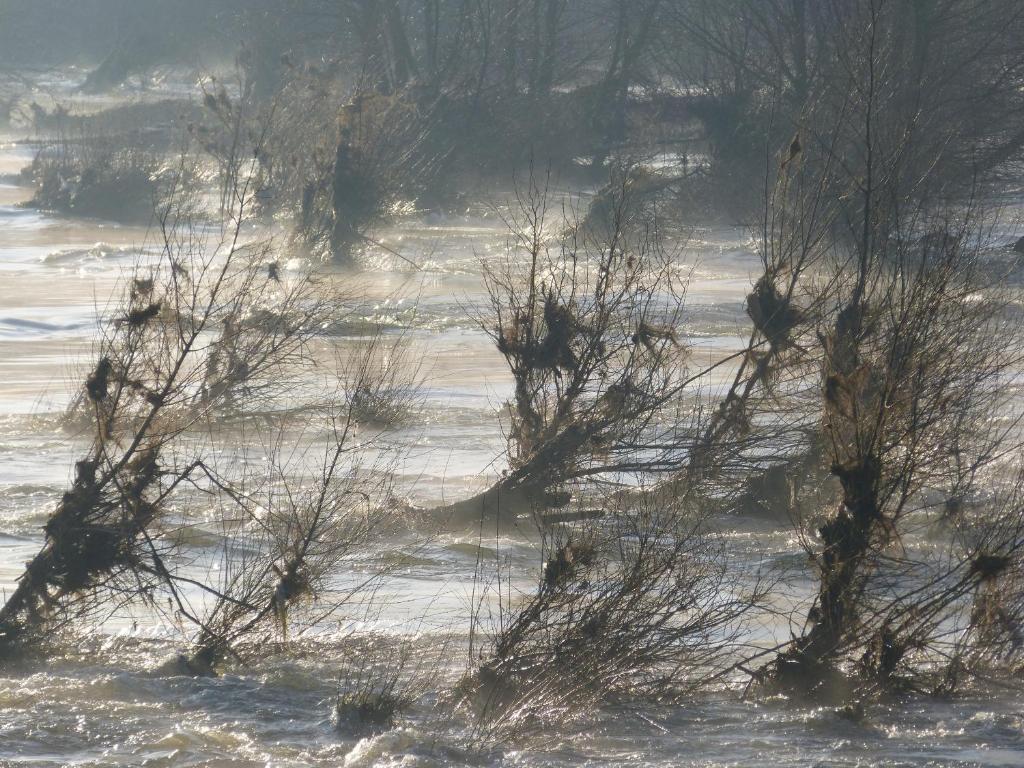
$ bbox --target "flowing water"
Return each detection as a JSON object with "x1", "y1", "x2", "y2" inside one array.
[{"x1": 0, "y1": 78, "x2": 1022, "y2": 767}]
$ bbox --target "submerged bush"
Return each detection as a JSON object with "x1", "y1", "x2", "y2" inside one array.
[
  {"x1": 177, "y1": 403, "x2": 404, "y2": 675},
  {"x1": 21, "y1": 139, "x2": 166, "y2": 222},
  {"x1": 761, "y1": 164, "x2": 1024, "y2": 700},
  {"x1": 477, "y1": 170, "x2": 690, "y2": 506},
  {"x1": 459, "y1": 493, "x2": 768, "y2": 740},
  {"x1": 0, "y1": 157, "x2": 326, "y2": 657}
]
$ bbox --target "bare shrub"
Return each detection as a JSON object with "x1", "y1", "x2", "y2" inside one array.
[
  {"x1": 437, "y1": 157, "x2": 834, "y2": 530},
  {"x1": 175, "y1": 402, "x2": 404, "y2": 674},
  {"x1": 858, "y1": 468, "x2": 1024, "y2": 695},
  {"x1": 0, "y1": 158, "x2": 327, "y2": 657},
  {"x1": 959, "y1": 475, "x2": 1024, "y2": 673},
  {"x1": 674, "y1": 132, "x2": 842, "y2": 496},
  {"x1": 692, "y1": 2, "x2": 1024, "y2": 699},
  {"x1": 196, "y1": 65, "x2": 451, "y2": 264},
  {"x1": 458, "y1": 491, "x2": 767, "y2": 741},
  {"x1": 447, "y1": 168, "x2": 690, "y2": 524}
]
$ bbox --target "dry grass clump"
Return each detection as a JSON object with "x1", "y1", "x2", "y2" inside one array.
[
  {"x1": 334, "y1": 636, "x2": 441, "y2": 733},
  {"x1": 342, "y1": 332, "x2": 426, "y2": 428}
]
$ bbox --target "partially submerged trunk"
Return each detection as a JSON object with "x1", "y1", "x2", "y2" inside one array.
[
  {"x1": 771, "y1": 456, "x2": 882, "y2": 692},
  {"x1": 0, "y1": 440, "x2": 162, "y2": 654}
]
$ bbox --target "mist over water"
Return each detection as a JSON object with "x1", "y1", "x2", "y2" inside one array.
[{"x1": 1, "y1": 3, "x2": 1024, "y2": 765}]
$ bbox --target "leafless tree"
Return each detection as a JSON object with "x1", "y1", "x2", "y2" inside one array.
[
  {"x1": 738, "y1": 10, "x2": 1024, "y2": 690},
  {"x1": 434, "y1": 168, "x2": 691, "y2": 527},
  {"x1": 663, "y1": 0, "x2": 1024, "y2": 214},
  {"x1": 763, "y1": 202, "x2": 1024, "y2": 696},
  {"x1": 0, "y1": 156, "x2": 329, "y2": 657}
]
